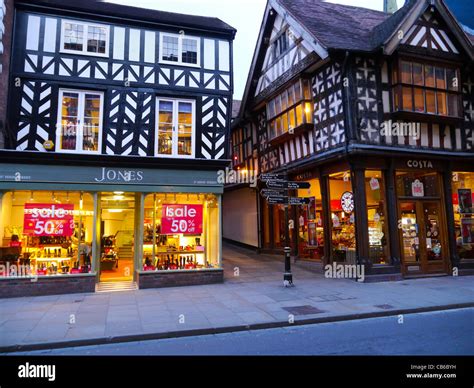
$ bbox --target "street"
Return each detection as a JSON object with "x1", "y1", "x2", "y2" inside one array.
[{"x1": 14, "y1": 307, "x2": 474, "y2": 356}]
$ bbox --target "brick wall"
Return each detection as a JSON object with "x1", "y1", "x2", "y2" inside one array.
[
  {"x1": 0, "y1": 0, "x2": 13, "y2": 148},
  {"x1": 0, "y1": 275, "x2": 97, "y2": 298},
  {"x1": 137, "y1": 269, "x2": 224, "y2": 289}
]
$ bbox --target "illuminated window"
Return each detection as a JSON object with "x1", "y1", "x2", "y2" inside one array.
[
  {"x1": 57, "y1": 89, "x2": 103, "y2": 153},
  {"x1": 266, "y1": 79, "x2": 313, "y2": 140},
  {"x1": 392, "y1": 60, "x2": 461, "y2": 117},
  {"x1": 156, "y1": 98, "x2": 195, "y2": 158}
]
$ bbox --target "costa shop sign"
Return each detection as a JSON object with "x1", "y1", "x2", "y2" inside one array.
[
  {"x1": 24, "y1": 204, "x2": 75, "y2": 236},
  {"x1": 161, "y1": 204, "x2": 203, "y2": 235}
]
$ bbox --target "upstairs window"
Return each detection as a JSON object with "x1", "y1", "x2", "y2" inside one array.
[
  {"x1": 160, "y1": 33, "x2": 200, "y2": 66},
  {"x1": 156, "y1": 98, "x2": 195, "y2": 158},
  {"x1": 267, "y1": 79, "x2": 313, "y2": 140},
  {"x1": 61, "y1": 20, "x2": 109, "y2": 57},
  {"x1": 57, "y1": 89, "x2": 103, "y2": 154},
  {"x1": 392, "y1": 59, "x2": 461, "y2": 117}
]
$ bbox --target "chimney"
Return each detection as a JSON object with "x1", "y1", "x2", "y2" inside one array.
[{"x1": 383, "y1": 0, "x2": 399, "y2": 13}]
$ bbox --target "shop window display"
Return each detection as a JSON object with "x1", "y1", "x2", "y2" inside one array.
[
  {"x1": 365, "y1": 171, "x2": 389, "y2": 265},
  {"x1": 297, "y1": 179, "x2": 324, "y2": 261},
  {"x1": 452, "y1": 172, "x2": 474, "y2": 260},
  {"x1": 142, "y1": 193, "x2": 220, "y2": 271},
  {"x1": 0, "y1": 191, "x2": 94, "y2": 277},
  {"x1": 329, "y1": 171, "x2": 356, "y2": 263}
]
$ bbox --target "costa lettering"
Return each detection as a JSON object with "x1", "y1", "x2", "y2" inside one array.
[
  {"x1": 94, "y1": 168, "x2": 144, "y2": 183},
  {"x1": 407, "y1": 160, "x2": 433, "y2": 169}
]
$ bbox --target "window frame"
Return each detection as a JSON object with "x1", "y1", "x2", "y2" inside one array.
[
  {"x1": 159, "y1": 32, "x2": 201, "y2": 68},
  {"x1": 391, "y1": 57, "x2": 462, "y2": 118},
  {"x1": 60, "y1": 19, "x2": 110, "y2": 58},
  {"x1": 155, "y1": 97, "x2": 196, "y2": 159},
  {"x1": 56, "y1": 89, "x2": 104, "y2": 155},
  {"x1": 267, "y1": 79, "x2": 313, "y2": 141}
]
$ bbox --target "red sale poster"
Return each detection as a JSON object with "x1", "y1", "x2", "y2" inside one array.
[
  {"x1": 24, "y1": 204, "x2": 75, "y2": 236},
  {"x1": 161, "y1": 204, "x2": 203, "y2": 235}
]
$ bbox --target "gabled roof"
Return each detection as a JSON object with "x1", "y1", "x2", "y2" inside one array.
[
  {"x1": 237, "y1": 0, "x2": 473, "y2": 122},
  {"x1": 17, "y1": 0, "x2": 236, "y2": 37},
  {"x1": 277, "y1": 0, "x2": 390, "y2": 51}
]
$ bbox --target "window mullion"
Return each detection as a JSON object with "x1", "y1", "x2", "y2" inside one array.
[
  {"x1": 173, "y1": 100, "x2": 178, "y2": 156},
  {"x1": 78, "y1": 92, "x2": 85, "y2": 152},
  {"x1": 178, "y1": 37, "x2": 183, "y2": 65}
]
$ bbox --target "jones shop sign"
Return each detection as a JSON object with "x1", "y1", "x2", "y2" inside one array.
[
  {"x1": 0, "y1": 164, "x2": 219, "y2": 186},
  {"x1": 23, "y1": 204, "x2": 75, "y2": 236},
  {"x1": 161, "y1": 205, "x2": 203, "y2": 235}
]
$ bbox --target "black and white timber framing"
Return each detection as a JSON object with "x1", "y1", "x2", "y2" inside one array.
[{"x1": 5, "y1": 0, "x2": 236, "y2": 162}]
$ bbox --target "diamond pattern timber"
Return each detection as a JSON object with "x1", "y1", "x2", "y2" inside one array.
[
  {"x1": 105, "y1": 90, "x2": 154, "y2": 156},
  {"x1": 313, "y1": 62, "x2": 345, "y2": 151},
  {"x1": 355, "y1": 57, "x2": 380, "y2": 143},
  {"x1": 16, "y1": 81, "x2": 53, "y2": 151}
]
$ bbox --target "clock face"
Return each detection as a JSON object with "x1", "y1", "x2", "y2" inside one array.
[{"x1": 341, "y1": 191, "x2": 354, "y2": 213}]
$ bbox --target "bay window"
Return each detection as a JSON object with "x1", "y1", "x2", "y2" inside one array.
[
  {"x1": 156, "y1": 98, "x2": 195, "y2": 158},
  {"x1": 267, "y1": 79, "x2": 313, "y2": 140},
  {"x1": 392, "y1": 59, "x2": 461, "y2": 117},
  {"x1": 61, "y1": 20, "x2": 109, "y2": 56},
  {"x1": 160, "y1": 33, "x2": 200, "y2": 66},
  {"x1": 57, "y1": 90, "x2": 103, "y2": 153}
]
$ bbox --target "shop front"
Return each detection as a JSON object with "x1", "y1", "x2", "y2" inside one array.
[
  {"x1": 260, "y1": 155, "x2": 469, "y2": 280},
  {"x1": 0, "y1": 163, "x2": 223, "y2": 297}
]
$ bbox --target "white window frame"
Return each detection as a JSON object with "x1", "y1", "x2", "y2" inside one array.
[
  {"x1": 60, "y1": 19, "x2": 110, "y2": 57},
  {"x1": 159, "y1": 33, "x2": 201, "y2": 68},
  {"x1": 155, "y1": 98, "x2": 196, "y2": 159},
  {"x1": 56, "y1": 89, "x2": 104, "y2": 155}
]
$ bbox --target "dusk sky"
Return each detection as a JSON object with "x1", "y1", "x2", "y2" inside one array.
[{"x1": 107, "y1": 0, "x2": 406, "y2": 100}]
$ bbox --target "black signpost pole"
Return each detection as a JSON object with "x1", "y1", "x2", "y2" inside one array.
[
  {"x1": 259, "y1": 172, "x2": 311, "y2": 287},
  {"x1": 283, "y1": 169, "x2": 293, "y2": 287}
]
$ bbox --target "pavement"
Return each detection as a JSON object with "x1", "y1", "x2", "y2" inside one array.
[{"x1": 1, "y1": 243, "x2": 473, "y2": 353}]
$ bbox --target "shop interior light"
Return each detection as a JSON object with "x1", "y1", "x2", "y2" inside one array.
[
  {"x1": 113, "y1": 195, "x2": 125, "y2": 200},
  {"x1": 51, "y1": 191, "x2": 56, "y2": 202},
  {"x1": 11, "y1": 191, "x2": 15, "y2": 201},
  {"x1": 29, "y1": 191, "x2": 34, "y2": 202},
  {"x1": 66, "y1": 192, "x2": 70, "y2": 202},
  {"x1": 79, "y1": 192, "x2": 83, "y2": 210},
  {"x1": 113, "y1": 191, "x2": 125, "y2": 195},
  {"x1": 108, "y1": 209, "x2": 123, "y2": 213}
]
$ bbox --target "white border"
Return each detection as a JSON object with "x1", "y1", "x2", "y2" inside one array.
[
  {"x1": 159, "y1": 32, "x2": 201, "y2": 68},
  {"x1": 56, "y1": 89, "x2": 104, "y2": 155},
  {"x1": 60, "y1": 19, "x2": 110, "y2": 58},
  {"x1": 155, "y1": 97, "x2": 196, "y2": 159}
]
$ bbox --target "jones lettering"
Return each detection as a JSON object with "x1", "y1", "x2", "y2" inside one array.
[{"x1": 95, "y1": 168, "x2": 144, "y2": 183}]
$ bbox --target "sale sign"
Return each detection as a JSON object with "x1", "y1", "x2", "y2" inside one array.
[
  {"x1": 24, "y1": 204, "x2": 75, "y2": 236},
  {"x1": 161, "y1": 204, "x2": 203, "y2": 235}
]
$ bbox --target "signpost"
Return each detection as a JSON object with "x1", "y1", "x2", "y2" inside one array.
[{"x1": 259, "y1": 173, "x2": 312, "y2": 287}]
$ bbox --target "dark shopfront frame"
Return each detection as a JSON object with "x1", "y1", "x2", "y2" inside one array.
[
  {"x1": 261, "y1": 155, "x2": 461, "y2": 279},
  {"x1": 0, "y1": 162, "x2": 224, "y2": 297}
]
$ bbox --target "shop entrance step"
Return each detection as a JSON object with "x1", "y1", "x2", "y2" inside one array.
[{"x1": 96, "y1": 281, "x2": 138, "y2": 293}]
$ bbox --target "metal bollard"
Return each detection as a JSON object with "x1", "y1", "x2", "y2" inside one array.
[{"x1": 283, "y1": 246, "x2": 293, "y2": 287}]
